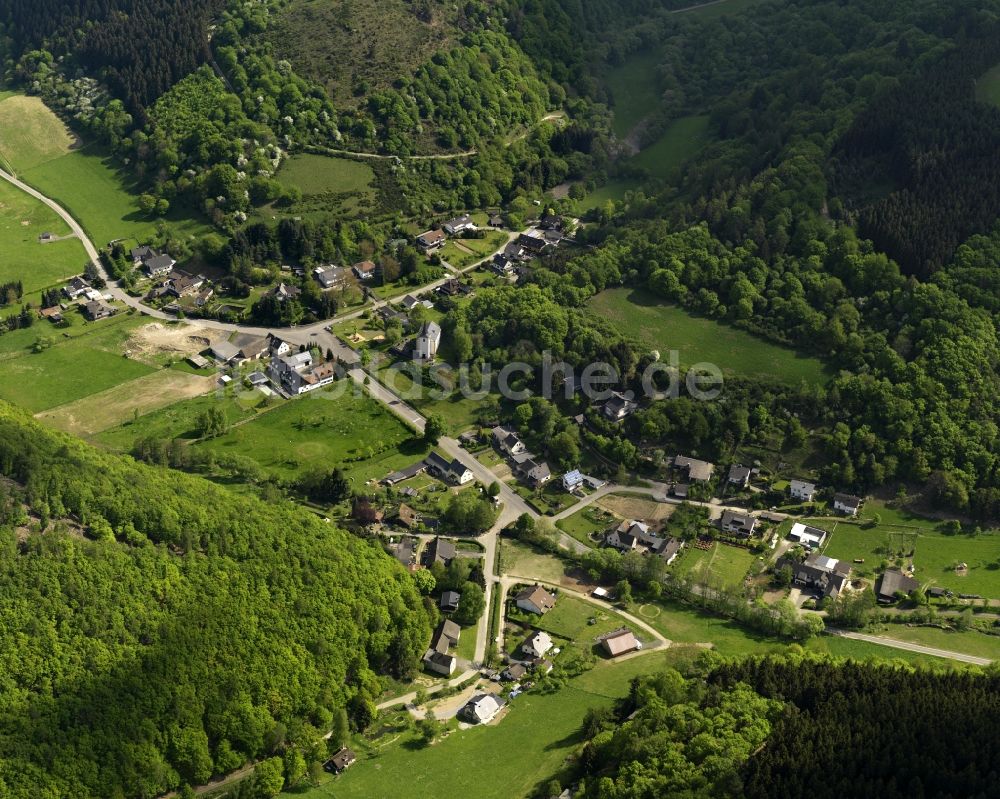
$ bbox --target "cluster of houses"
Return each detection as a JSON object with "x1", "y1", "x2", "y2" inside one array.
[
  {"x1": 491, "y1": 425, "x2": 552, "y2": 489},
  {"x1": 312, "y1": 259, "x2": 380, "y2": 290},
  {"x1": 415, "y1": 214, "x2": 477, "y2": 254},
  {"x1": 45, "y1": 274, "x2": 118, "y2": 322}
]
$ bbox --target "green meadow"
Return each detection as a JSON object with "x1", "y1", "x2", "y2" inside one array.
[
  {"x1": 670, "y1": 542, "x2": 756, "y2": 589},
  {"x1": 975, "y1": 62, "x2": 1000, "y2": 108},
  {"x1": 605, "y1": 49, "x2": 663, "y2": 138},
  {"x1": 194, "y1": 389, "x2": 429, "y2": 485},
  {"x1": 0, "y1": 177, "x2": 89, "y2": 294},
  {"x1": 589, "y1": 287, "x2": 829, "y2": 385},
  {"x1": 632, "y1": 114, "x2": 711, "y2": 177}
]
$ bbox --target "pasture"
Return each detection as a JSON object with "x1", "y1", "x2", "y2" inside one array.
[
  {"x1": 0, "y1": 314, "x2": 154, "y2": 413},
  {"x1": 605, "y1": 49, "x2": 663, "y2": 138},
  {"x1": 576, "y1": 178, "x2": 641, "y2": 212},
  {"x1": 510, "y1": 593, "x2": 636, "y2": 647},
  {"x1": 0, "y1": 177, "x2": 89, "y2": 294},
  {"x1": 632, "y1": 114, "x2": 711, "y2": 177},
  {"x1": 588, "y1": 287, "x2": 830, "y2": 385},
  {"x1": 377, "y1": 362, "x2": 484, "y2": 435},
  {"x1": 194, "y1": 389, "x2": 428, "y2": 485},
  {"x1": 555, "y1": 505, "x2": 613, "y2": 548},
  {"x1": 0, "y1": 94, "x2": 76, "y2": 171},
  {"x1": 438, "y1": 230, "x2": 509, "y2": 269}
]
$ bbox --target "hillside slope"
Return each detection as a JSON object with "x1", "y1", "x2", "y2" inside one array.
[{"x1": 0, "y1": 401, "x2": 432, "y2": 799}]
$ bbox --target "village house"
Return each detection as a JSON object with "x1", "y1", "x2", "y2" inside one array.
[
  {"x1": 605, "y1": 520, "x2": 685, "y2": 563},
  {"x1": 502, "y1": 663, "x2": 528, "y2": 682},
  {"x1": 790, "y1": 479, "x2": 817, "y2": 502},
  {"x1": 416, "y1": 229, "x2": 446, "y2": 253},
  {"x1": 490, "y1": 253, "x2": 514, "y2": 276},
  {"x1": 164, "y1": 272, "x2": 205, "y2": 299},
  {"x1": 719, "y1": 509, "x2": 757, "y2": 538},
  {"x1": 425, "y1": 451, "x2": 474, "y2": 485},
  {"x1": 517, "y1": 232, "x2": 548, "y2": 256},
  {"x1": 515, "y1": 585, "x2": 557, "y2": 615},
  {"x1": 352, "y1": 260, "x2": 377, "y2": 280},
  {"x1": 39, "y1": 306, "x2": 64, "y2": 323},
  {"x1": 267, "y1": 351, "x2": 337, "y2": 395},
  {"x1": 440, "y1": 590, "x2": 461, "y2": 613},
  {"x1": 383, "y1": 461, "x2": 428, "y2": 486},
  {"x1": 268, "y1": 334, "x2": 292, "y2": 356},
  {"x1": 602, "y1": 629, "x2": 641, "y2": 658},
  {"x1": 436, "y1": 278, "x2": 472, "y2": 298},
  {"x1": 562, "y1": 469, "x2": 584, "y2": 492},
  {"x1": 324, "y1": 747, "x2": 356, "y2": 774},
  {"x1": 423, "y1": 618, "x2": 461, "y2": 676},
  {"x1": 132, "y1": 245, "x2": 176, "y2": 278},
  {"x1": 674, "y1": 455, "x2": 715, "y2": 483},
  {"x1": 538, "y1": 214, "x2": 564, "y2": 231},
  {"x1": 391, "y1": 537, "x2": 417, "y2": 569},
  {"x1": 313, "y1": 265, "x2": 347, "y2": 289},
  {"x1": 268, "y1": 282, "x2": 301, "y2": 302},
  {"x1": 833, "y1": 492, "x2": 864, "y2": 516},
  {"x1": 396, "y1": 503, "x2": 419, "y2": 529},
  {"x1": 236, "y1": 335, "x2": 270, "y2": 362},
  {"x1": 83, "y1": 300, "x2": 115, "y2": 321},
  {"x1": 521, "y1": 630, "x2": 553, "y2": 659},
  {"x1": 63, "y1": 275, "x2": 91, "y2": 300},
  {"x1": 876, "y1": 569, "x2": 921, "y2": 603},
  {"x1": 414, "y1": 320, "x2": 442, "y2": 361},
  {"x1": 209, "y1": 340, "x2": 240, "y2": 363},
  {"x1": 424, "y1": 536, "x2": 457, "y2": 567},
  {"x1": 423, "y1": 649, "x2": 456, "y2": 676},
  {"x1": 461, "y1": 694, "x2": 502, "y2": 724},
  {"x1": 780, "y1": 552, "x2": 851, "y2": 599},
  {"x1": 512, "y1": 456, "x2": 551, "y2": 488},
  {"x1": 787, "y1": 522, "x2": 827, "y2": 549},
  {"x1": 727, "y1": 464, "x2": 752, "y2": 489},
  {"x1": 443, "y1": 214, "x2": 475, "y2": 235},
  {"x1": 492, "y1": 426, "x2": 526, "y2": 456},
  {"x1": 602, "y1": 391, "x2": 638, "y2": 421}
]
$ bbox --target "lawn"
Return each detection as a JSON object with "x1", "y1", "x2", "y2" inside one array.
[
  {"x1": 264, "y1": 153, "x2": 377, "y2": 220},
  {"x1": 670, "y1": 542, "x2": 756, "y2": 589},
  {"x1": 511, "y1": 593, "x2": 635, "y2": 647},
  {"x1": 605, "y1": 49, "x2": 663, "y2": 138},
  {"x1": 438, "y1": 231, "x2": 509, "y2": 269},
  {"x1": 556, "y1": 505, "x2": 614, "y2": 548},
  {"x1": 0, "y1": 176, "x2": 90, "y2": 294},
  {"x1": 873, "y1": 625, "x2": 1000, "y2": 661},
  {"x1": 976, "y1": 62, "x2": 1000, "y2": 108},
  {"x1": 376, "y1": 363, "x2": 485, "y2": 435},
  {"x1": 0, "y1": 94, "x2": 76, "y2": 171},
  {"x1": 631, "y1": 114, "x2": 711, "y2": 178},
  {"x1": 0, "y1": 314, "x2": 155, "y2": 413},
  {"x1": 821, "y1": 523, "x2": 1000, "y2": 597},
  {"x1": 576, "y1": 178, "x2": 642, "y2": 212},
  {"x1": 589, "y1": 286, "x2": 830, "y2": 385},
  {"x1": 195, "y1": 388, "x2": 430, "y2": 486}
]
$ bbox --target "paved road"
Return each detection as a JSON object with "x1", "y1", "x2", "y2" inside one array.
[{"x1": 826, "y1": 628, "x2": 993, "y2": 666}]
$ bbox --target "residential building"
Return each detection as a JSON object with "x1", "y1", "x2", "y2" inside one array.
[
  {"x1": 324, "y1": 747, "x2": 356, "y2": 774},
  {"x1": 83, "y1": 300, "x2": 115, "y2": 321},
  {"x1": 833, "y1": 492, "x2": 864, "y2": 516},
  {"x1": 461, "y1": 694, "x2": 502, "y2": 724},
  {"x1": 436, "y1": 278, "x2": 472, "y2": 297},
  {"x1": 414, "y1": 320, "x2": 442, "y2": 360},
  {"x1": 562, "y1": 470, "x2": 584, "y2": 492},
  {"x1": 391, "y1": 537, "x2": 416, "y2": 568},
  {"x1": 790, "y1": 479, "x2": 817, "y2": 502},
  {"x1": 876, "y1": 570, "x2": 921, "y2": 603},
  {"x1": 674, "y1": 455, "x2": 715, "y2": 482},
  {"x1": 236, "y1": 335, "x2": 270, "y2": 362},
  {"x1": 440, "y1": 590, "x2": 461, "y2": 613},
  {"x1": 522, "y1": 630, "x2": 553, "y2": 659},
  {"x1": 39, "y1": 306, "x2": 63, "y2": 323},
  {"x1": 424, "y1": 536, "x2": 457, "y2": 567},
  {"x1": 490, "y1": 253, "x2": 514, "y2": 276},
  {"x1": 512, "y1": 457, "x2": 551, "y2": 488},
  {"x1": 538, "y1": 214, "x2": 564, "y2": 231},
  {"x1": 382, "y1": 461, "x2": 428, "y2": 485},
  {"x1": 164, "y1": 272, "x2": 205, "y2": 298},
  {"x1": 443, "y1": 214, "x2": 475, "y2": 235},
  {"x1": 502, "y1": 663, "x2": 528, "y2": 681},
  {"x1": 787, "y1": 522, "x2": 826, "y2": 549},
  {"x1": 727, "y1": 464, "x2": 752, "y2": 489},
  {"x1": 132, "y1": 246, "x2": 176, "y2": 277},
  {"x1": 425, "y1": 451, "x2": 474, "y2": 485},
  {"x1": 781, "y1": 552, "x2": 851, "y2": 598},
  {"x1": 606, "y1": 520, "x2": 654, "y2": 552},
  {"x1": 352, "y1": 260, "x2": 377, "y2": 280},
  {"x1": 269, "y1": 282, "x2": 302, "y2": 302},
  {"x1": 268, "y1": 334, "x2": 292, "y2": 356},
  {"x1": 267, "y1": 352, "x2": 337, "y2": 395},
  {"x1": 492, "y1": 426, "x2": 525, "y2": 456},
  {"x1": 602, "y1": 630, "x2": 640, "y2": 657},
  {"x1": 63, "y1": 275, "x2": 91, "y2": 300},
  {"x1": 517, "y1": 232, "x2": 548, "y2": 255},
  {"x1": 416, "y1": 229, "x2": 445, "y2": 253},
  {"x1": 313, "y1": 265, "x2": 347, "y2": 289},
  {"x1": 602, "y1": 391, "x2": 638, "y2": 421},
  {"x1": 396, "y1": 503, "x2": 419, "y2": 529},
  {"x1": 658, "y1": 538, "x2": 683, "y2": 566},
  {"x1": 515, "y1": 585, "x2": 556, "y2": 615},
  {"x1": 719, "y1": 509, "x2": 757, "y2": 538},
  {"x1": 401, "y1": 294, "x2": 422, "y2": 311},
  {"x1": 423, "y1": 650, "x2": 457, "y2": 676},
  {"x1": 423, "y1": 618, "x2": 460, "y2": 675}
]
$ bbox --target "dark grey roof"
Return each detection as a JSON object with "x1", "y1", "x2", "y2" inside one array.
[{"x1": 877, "y1": 570, "x2": 921, "y2": 600}]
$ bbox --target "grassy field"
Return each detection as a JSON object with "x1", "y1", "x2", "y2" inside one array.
[
  {"x1": 576, "y1": 179, "x2": 642, "y2": 212},
  {"x1": 377, "y1": 363, "x2": 484, "y2": 435},
  {"x1": 976, "y1": 62, "x2": 1000, "y2": 108},
  {"x1": 0, "y1": 94, "x2": 76, "y2": 171},
  {"x1": 93, "y1": 392, "x2": 266, "y2": 451},
  {"x1": 820, "y1": 522, "x2": 1000, "y2": 596},
  {"x1": 195, "y1": 389, "x2": 429, "y2": 486},
  {"x1": 605, "y1": 50, "x2": 664, "y2": 138},
  {"x1": 36, "y1": 369, "x2": 218, "y2": 437},
  {"x1": 873, "y1": 625, "x2": 1000, "y2": 661},
  {"x1": 500, "y1": 540, "x2": 572, "y2": 585},
  {"x1": 265, "y1": 153, "x2": 377, "y2": 219},
  {"x1": 632, "y1": 114, "x2": 711, "y2": 177},
  {"x1": 670, "y1": 542, "x2": 756, "y2": 589},
  {"x1": 589, "y1": 287, "x2": 829, "y2": 385},
  {"x1": 0, "y1": 177, "x2": 90, "y2": 294},
  {"x1": 0, "y1": 313, "x2": 155, "y2": 412},
  {"x1": 438, "y1": 230, "x2": 509, "y2": 269},
  {"x1": 510, "y1": 593, "x2": 634, "y2": 648}
]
